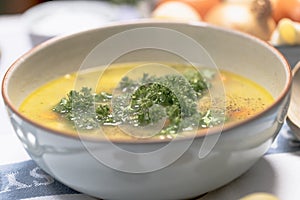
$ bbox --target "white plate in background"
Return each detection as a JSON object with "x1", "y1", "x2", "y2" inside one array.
[{"x1": 22, "y1": 1, "x2": 143, "y2": 46}]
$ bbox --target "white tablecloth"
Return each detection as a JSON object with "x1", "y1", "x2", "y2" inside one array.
[{"x1": 0, "y1": 15, "x2": 32, "y2": 165}]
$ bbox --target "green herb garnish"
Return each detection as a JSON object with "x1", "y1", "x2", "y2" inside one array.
[{"x1": 53, "y1": 69, "x2": 225, "y2": 135}]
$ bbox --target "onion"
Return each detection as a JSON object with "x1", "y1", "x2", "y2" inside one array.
[
  {"x1": 272, "y1": 0, "x2": 300, "y2": 23},
  {"x1": 152, "y1": 1, "x2": 202, "y2": 21},
  {"x1": 204, "y1": 0, "x2": 276, "y2": 41},
  {"x1": 156, "y1": 0, "x2": 221, "y2": 18},
  {"x1": 240, "y1": 192, "x2": 279, "y2": 200},
  {"x1": 270, "y1": 18, "x2": 300, "y2": 45}
]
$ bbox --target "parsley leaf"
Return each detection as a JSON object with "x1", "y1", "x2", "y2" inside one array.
[{"x1": 53, "y1": 69, "x2": 225, "y2": 135}]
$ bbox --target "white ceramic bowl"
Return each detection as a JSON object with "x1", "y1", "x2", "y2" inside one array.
[{"x1": 2, "y1": 21, "x2": 292, "y2": 200}]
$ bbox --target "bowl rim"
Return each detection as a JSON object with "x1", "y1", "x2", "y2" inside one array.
[{"x1": 1, "y1": 20, "x2": 292, "y2": 144}]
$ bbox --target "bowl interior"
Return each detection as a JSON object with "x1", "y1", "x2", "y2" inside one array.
[{"x1": 3, "y1": 21, "x2": 291, "y2": 123}]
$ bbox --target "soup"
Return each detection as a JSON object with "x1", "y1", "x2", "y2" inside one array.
[{"x1": 19, "y1": 63, "x2": 274, "y2": 140}]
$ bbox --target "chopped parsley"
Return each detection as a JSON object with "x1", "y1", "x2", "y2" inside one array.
[{"x1": 53, "y1": 69, "x2": 226, "y2": 135}]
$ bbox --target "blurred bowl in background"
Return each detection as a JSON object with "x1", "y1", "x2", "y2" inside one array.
[{"x1": 22, "y1": 0, "x2": 144, "y2": 46}]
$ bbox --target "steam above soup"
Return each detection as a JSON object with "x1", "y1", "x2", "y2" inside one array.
[{"x1": 19, "y1": 63, "x2": 274, "y2": 140}]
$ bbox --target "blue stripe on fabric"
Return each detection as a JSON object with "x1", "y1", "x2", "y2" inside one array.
[
  {"x1": 0, "y1": 160, "x2": 78, "y2": 199},
  {"x1": 267, "y1": 123, "x2": 300, "y2": 154}
]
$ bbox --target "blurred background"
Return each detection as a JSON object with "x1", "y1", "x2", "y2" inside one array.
[
  {"x1": 0, "y1": 0, "x2": 300, "y2": 47},
  {"x1": 0, "y1": 0, "x2": 47, "y2": 14},
  {"x1": 0, "y1": 0, "x2": 140, "y2": 14}
]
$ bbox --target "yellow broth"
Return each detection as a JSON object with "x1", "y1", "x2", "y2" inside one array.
[{"x1": 19, "y1": 63, "x2": 274, "y2": 140}]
